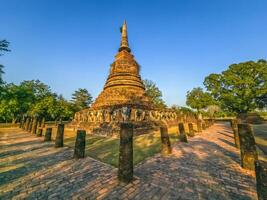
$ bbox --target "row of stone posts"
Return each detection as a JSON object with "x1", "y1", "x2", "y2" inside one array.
[
  {"x1": 21, "y1": 118, "x2": 86, "y2": 159},
  {"x1": 21, "y1": 118, "x2": 214, "y2": 185},
  {"x1": 118, "y1": 119, "x2": 214, "y2": 183},
  {"x1": 230, "y1": 119, "x2": 267, "y2": 200}
]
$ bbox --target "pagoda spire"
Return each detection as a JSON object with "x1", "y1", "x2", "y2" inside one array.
[{"x1": 119, "y1": 20, "x2": 131, "y2": 52}]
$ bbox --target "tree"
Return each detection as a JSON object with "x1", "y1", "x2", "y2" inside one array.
[
  {"x1": 71, "y1": 88, "x2": 93, "y2": 111},
  {"x1": 143, "y1": 79, "x2": 166, "y2": 108},
  {"x1": 206, "y1": 105, "x2": 221, "y2": 118},
  {"x1": 0, "y1": 40, "x2": 10, "y2": 85},
  {"x1": 186, "y1": 87, "x2": 215, "y2": 112},
  {"x1": 29, "y1": 94, "x2": 74, "y2": 121},
  {"x1": 204, "y1": 59, "x2": 267, "y2": 114},
  {"x1": 0, "y1": 80, "x2": 53, "y2": 122},
  {"x1": 51, "y1": 95, "x2": 74, "y2": 121}
]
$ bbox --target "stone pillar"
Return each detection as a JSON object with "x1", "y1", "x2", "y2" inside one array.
[
  {"x1": 37, "y1": 128, "x2": 43, "y2": 137},
  {"x1": 118, "y1": 123, "x2": 133, "y2": 183},
  {"x1": 231, "y1": 119, "x2": 240, "y2": 148},
  {"x1": 188, "y1": 123, "x2": 194, "y2": 137},
  {"x1": 41, "y1": 118, "x2": 45, "y2": 128},
  {"x1": 197, "y1": 120, "x2": 202, "y2": 132},
  {"x1": 160, "y1": 126, "x2": 172, "y2": 156},
  {"x1": 44, "y1": 127, "x2": 52, "y2": 142},
  {"x1": 204, "y1": 120, "x2": 208, "y2": 128},
  {"x1": 238, "y1": 123, "x2": 258, "y2": 170},
  {"x1": 25, "y1": 118, "x2": 30, "y2": 131},
  {"x1": 28, "y1": 118, "x2": 33, "y2": 132},
  {"x1": 19, "y1": 119, "x2": 23, "y2": 128},
  {"x1": 178, "y1": 123, "x2": 188, "y2": 143},
  {"x1": 55, "y1": 124, "x2": 64, "y2": 148},
  {"x1": 31, "y1": 118, "x2": 38, "y2": 134},
  {"x1": 74, "y1": 130, "x2": 86, "y2": 159},
  {"x1": 202, "y1": 122, "x2": 206, "y2": 130},
  {"x1": 255, "y1": 160, "x2": 267, "y2": 200}
]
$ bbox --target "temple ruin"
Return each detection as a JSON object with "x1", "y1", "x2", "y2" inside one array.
[{"x1": 72, "y1": 21, "x2": 180, "y2": 136}]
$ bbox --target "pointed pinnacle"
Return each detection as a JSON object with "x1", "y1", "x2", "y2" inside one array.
[{"x1": 119, "y1": 20, "x2": 131, "y2": 52}]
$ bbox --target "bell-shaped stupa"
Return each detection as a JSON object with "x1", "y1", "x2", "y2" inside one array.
[
  {"x1": 72, "y1": 21, "x2": 178, "y2": 136},
  {"x1": 91, "y1": 20, "x2": 151, "y2": 110}
]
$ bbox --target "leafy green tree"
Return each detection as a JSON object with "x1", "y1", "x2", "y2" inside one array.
[
  {"x1": 0, "y1": 98, "x2": 19, "y2": 123},
  {"x1": 0, "y1": 83, "x2": 27, "y2": 122},
  {"x1": 204, "y1": 59, "x2": 267, "y2": 114},
  {"x1": 143, "y1": 79, "x2": 166, "y2": 108},
  {"x1": 206, "y1": 105, "x2": 221, "y2": 118},
  {"x1": 29, "y1": 94, "x2": 74, "y2": 121},
  {"x1": 0, "y1": 80, "x2": 53, "y2": 122},
  {"x1": 71, "y1": 88, "x2": 93, "y2": 111},
  {"x1": 50, "y1": 95, "x2": 74, "y2": 121},
  {"x1": 0, "y1": 40, "x2": 10, "y2": 85},
  {"x1": 186, "y1": 87, "x2": 215, "y2": 112},
  {"x1": 29, "y1": 95, "x2": 56, "y2": 120}
]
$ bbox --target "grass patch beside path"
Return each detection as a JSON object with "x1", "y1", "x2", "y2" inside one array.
[
  {"x1": 64, "y1": 126, "x2": 179, "y2": 167},
  {"x1": 252, "y1": 124, "x2": 267, "y2": 158}
]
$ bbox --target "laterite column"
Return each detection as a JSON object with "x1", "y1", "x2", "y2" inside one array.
[
  {"x1": 118, "y1": 122, "x2": 133, "y2": 183},
  {"x1": 55, "y1": 124, "x2": 64, "y2": 148},
  {"x1": 44, "y1": 128, "x2": 52, "y2": 141},
  {"x1": 74, "y1": 130, "x2": 86, "y2": 159},
  {"x1": 178, "y1": 123, "x2": 188, "y2": 143},
  {"x1": 188, "y1": 123, "x2": 194, "y2": 137},
  {"x1": 160, "y1": 126, "x2": 172, "y2": 156},
  {"x1": 238, "y1": 123, "x2": 258, "y2": 170},
  {"x1": 255, "y1": 160, "x2": 267, "y2": 200}
]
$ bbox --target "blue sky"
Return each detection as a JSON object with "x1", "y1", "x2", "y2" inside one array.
[{"x1": 1, "y1": 0, "x2": 267, "y2": 106}]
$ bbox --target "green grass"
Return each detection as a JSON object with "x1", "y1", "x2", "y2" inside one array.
[
  {"x1": 64, "y1": 127, "x2": 179, "y2": 167},
  {"x1": 252, "y1": 124, "x2": 267, "y2": 161}
]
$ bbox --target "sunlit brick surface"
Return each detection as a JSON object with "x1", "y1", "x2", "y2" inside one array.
[{"x1": 0, "y1": 123, "x2": 257, "y2": 199}]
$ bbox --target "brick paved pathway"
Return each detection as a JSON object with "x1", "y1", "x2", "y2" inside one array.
[{"x1": 0, "y1": 123, "x2": 257, "y2": 200}]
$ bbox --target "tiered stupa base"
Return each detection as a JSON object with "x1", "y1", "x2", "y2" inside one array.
[{"x1": 71, "y1": 106, "x2": 179, "y2": 137}]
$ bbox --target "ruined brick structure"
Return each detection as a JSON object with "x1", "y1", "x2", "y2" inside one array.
[{"x1": 72, "y1": 21, "x2": 178, "y2": 136}]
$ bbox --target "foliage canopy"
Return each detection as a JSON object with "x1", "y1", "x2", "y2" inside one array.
[
  {"x1": 204, "y1": 59, "x2": 267, "y2": 113},
  {"x1": 186, "y1": 87, "x2": 215, "y2": 111},
  {"x1": 143, "y1": 79, "x2": 166, "y2": 109}
]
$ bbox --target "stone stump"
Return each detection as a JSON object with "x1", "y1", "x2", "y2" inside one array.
[
  {"x1": 238, "y1": 123, "x2": 258, "y2": 170},
  {"x1": 202, "y1": 122, "x2": 206, "y2": 130},
  {"x1": 197, "y1": 120, "x2": 202, "y2": 132},
  {"x1": 28, "y1": 118, "x2": 33, "y2": 132},
  {"x1": 44, "y1": 128, "x2": 52, "y2": 142},
  {"x1": 31, "y1": 118, "x2": 38, "y2": 134},
  {"x1": 188, "y1": 123, "x2": 194, "y2": 137},
  {"x1": 178, "y1": 123, "x2": 188, "y2": 143},
  {"x1": 255, "y1": 160, "x2": 267, "y2": 200},
  {"x1": 160, "y1": 126, "x2": 172, "y2": 156},
  {"x1": 204, "y1": 120, "x2": 209, "y2": 128},
  {"x1": 19, "y1": 119, "x2": 23, "y2": 129},
  {"x1": 37, "y1": 128, "x2": 43, "y2": 137},
  {"x1": 55, "y1": 124, "x2": 64, "y2": 148},
  {"x1": 118, "y1": 122, "x2": 133, "y2": 183},
  {"x1": 41, "y1": 118, "x2": 45, "y2": 128},
  {"x1": 73, "y1": 130, "x2": 86, "y2": 159},
  {"x1": 231, "y1": 119, "x2": 240, "y2": 148},
  {"x1": 25, "y1": 118, "x2": 30, "y2": 131}
]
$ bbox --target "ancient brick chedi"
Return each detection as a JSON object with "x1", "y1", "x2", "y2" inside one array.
[
  {"x1": 91, "y1": 20, "x2": 151, "y2": 109},
  {"x1": 72, "y1": 21, "x2": 177, "y2": 135}
]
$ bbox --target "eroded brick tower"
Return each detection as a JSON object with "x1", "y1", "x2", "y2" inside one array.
[{"x1": 91, "y1": 20, "x2": 151, "y2": 110}]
